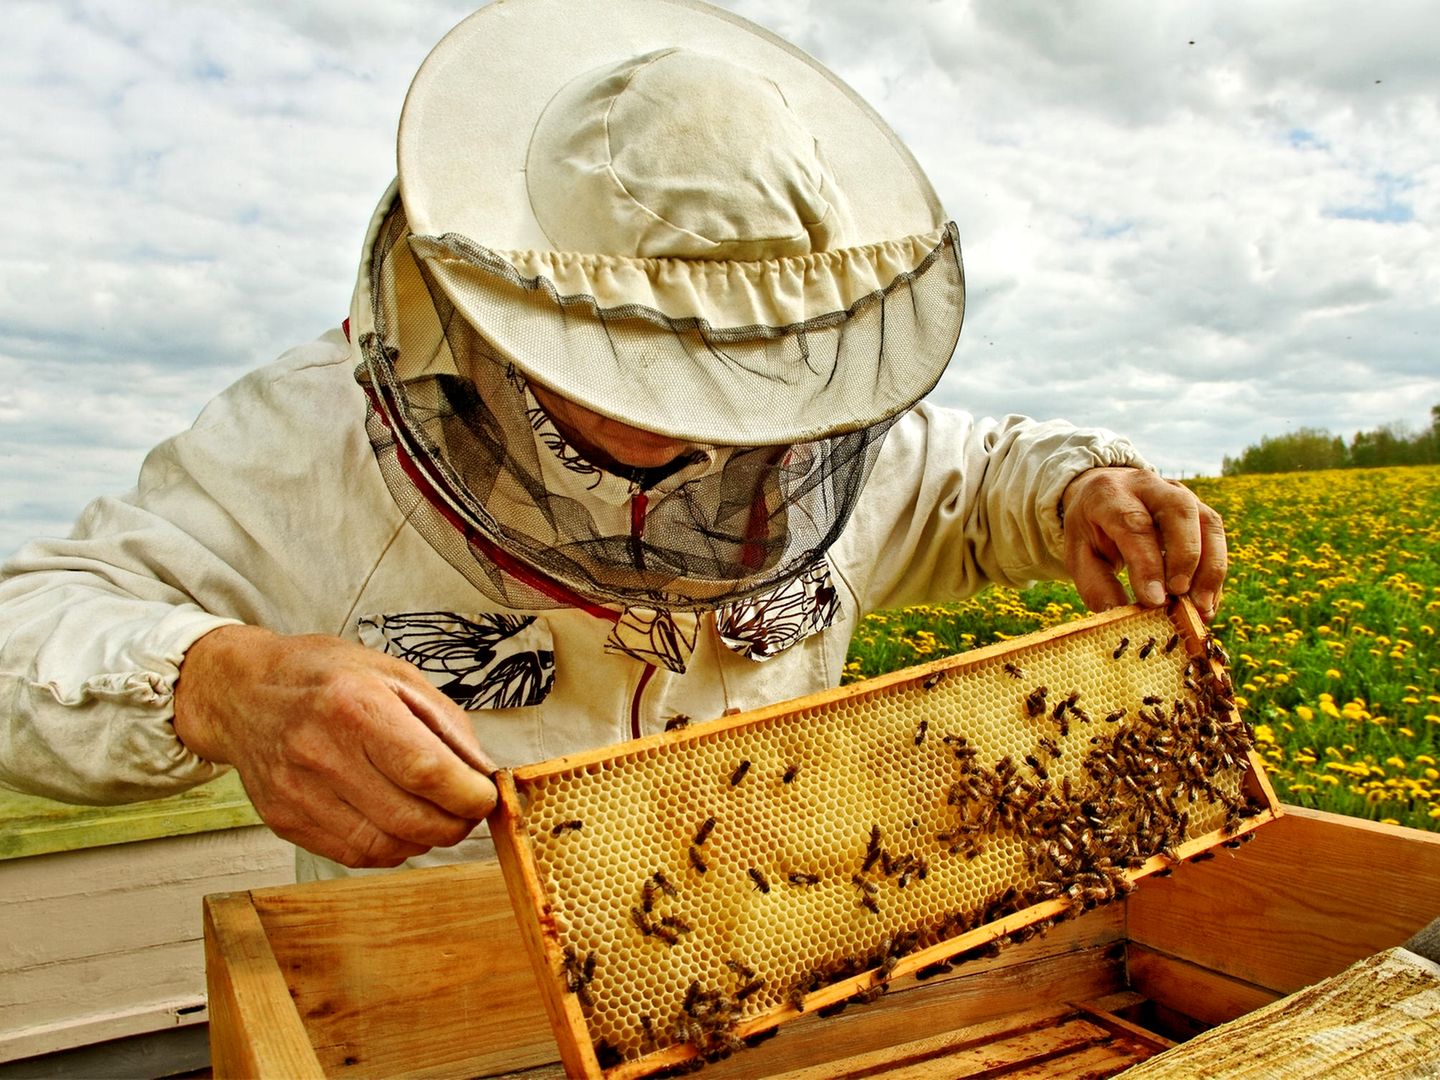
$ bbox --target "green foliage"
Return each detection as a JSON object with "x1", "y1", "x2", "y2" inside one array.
[{"x1": 1221, "y1": 405, "x2": 1440, "y2": 476}]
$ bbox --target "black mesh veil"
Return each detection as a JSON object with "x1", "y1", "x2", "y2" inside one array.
[{"x1": 354, "y1": 203, "x2": 963, "y2": 612}]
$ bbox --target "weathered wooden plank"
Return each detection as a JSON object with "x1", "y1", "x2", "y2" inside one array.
[
  {"x1": 0, "y1": 771, "x2": 261, "y2": 861},
  {"x1": 204, "y1": 892, "x2": 324, "y2": 1079},
  {"x1": 1127, "y1": 945, "x2": 1280, "y2": 1028},
  {"x1": 1122, "y1": 947, "x2": 1440, "y2": 1078},
  {"x1": 1127, "y1": 806, "x2": 1440, "y2": 994},
  {"x1": 249, "y1": 861, "x2": 558, "y2": 1079}
]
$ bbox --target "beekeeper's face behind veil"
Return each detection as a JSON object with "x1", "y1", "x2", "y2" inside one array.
[{"x1": 351, "y1": 0, "x2": 966, "y2": 615}]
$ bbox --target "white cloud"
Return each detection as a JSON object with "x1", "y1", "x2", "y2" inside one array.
[{"x1": 1, "y1": 0, "x2": 1438, "y2": 557}]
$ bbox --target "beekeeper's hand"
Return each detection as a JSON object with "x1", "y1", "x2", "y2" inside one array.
[
  {"x1": 174, "y1": 624, "x2": 497, "y2": 867},
  {"x1": 1060, "y1": 467, "x2": 1227, "y2": 623}
]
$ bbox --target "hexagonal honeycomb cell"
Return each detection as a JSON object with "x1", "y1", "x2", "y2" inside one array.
[{"x1": 490, "y1": 601, "x2": 1279, "y2": 1078}]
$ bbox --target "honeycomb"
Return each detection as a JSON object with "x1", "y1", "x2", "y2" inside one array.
[{"x1": 492, "y1": 601, "x2": 1277, "y2": 1077}]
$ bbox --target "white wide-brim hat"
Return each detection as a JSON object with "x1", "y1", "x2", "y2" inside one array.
[{"x1": 386, "y1": 0, "x2": 965, "y2": 445}]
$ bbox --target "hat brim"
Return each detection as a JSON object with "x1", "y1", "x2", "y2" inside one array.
[{"x1": 394, "y1": 0, "x2": 962, "y2": 444}]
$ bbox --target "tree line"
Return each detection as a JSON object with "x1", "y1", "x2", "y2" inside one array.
[{"x1": 1221, "y1": 405, "x2": 1440, "y2": 476}]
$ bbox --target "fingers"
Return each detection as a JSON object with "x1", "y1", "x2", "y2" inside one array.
[
  {"x1": 1061, "y1": 467, "x2": 1228, "y2": 620},
  {"x1": 1065, "y1": 523, "x2": 1130, "y2": 614}
]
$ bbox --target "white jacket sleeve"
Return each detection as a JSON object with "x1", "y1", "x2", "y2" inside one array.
[
  {"x1": 0, "y1": 331, "x2": 394, "y2": 804},
  {"x1": 833, "y1": 404, "x2": 1152, "y2": 614}
]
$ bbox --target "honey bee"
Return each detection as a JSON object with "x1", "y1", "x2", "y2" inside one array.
[
  {"x1": 1103, "y1": 708, "x2": 1127, "y2": 724},
  {"x1": 641, "y1": 880, "x2": 657, "y2": 913},
  {"x1": 787, "y1": 872, "x2": 820, "y2": 886},
  {"x1": 1024, "y1": 753, "x2": 1049, "y2": 780},
  {"x1": 1025, "y1": 686, "x2": 1049, "y2": 717},
  {"x1": 1003, "y1": 662, "x2": 1024, "y2": 680},
  {"x1": 735, "y1": 978, "x2": 765, "y2": 1002},
  {"x1": 688, "y1": 846, "x2": 708, "y2": 874},
  {"x1": 914, "y1": 959, "x2": 954, "y2": 980},
  {"x1": 782, "y1": 763, "x2": 799, "y2": 783},
  {"x1": 694, "y1": 816, "x2": 717, "y2": 845},
  {"x1": 1138, "y1": 636, "x2": 1157, "y2": 660},
  {"x1": 1113, "y1": 637, "x2": 1130, "y2": 659},
  {"x1": 862, "y1": 824, "x2": 882, "y2": 871},
  {"x1": 747, "y1": 867, "x2": 771, "y2": 893},
  {"x1": 660, "y1": 914, "x2": 692, "y2": 934},
  {"x1": 859, "y1": 894, "x2": 880, "y2": 914},
  {"x1": 1164, "y1": 633, "x2": 1181, "y2": 654},
  {"x1": 651, "y1": 871, "x2": 678, "y2": 898},
  {"x1": 550, "y1": 819, "x2": 583, "y2": 836},
  {"x1": 664, "y1": 714, "x2": 691, "y2": 731},
  {"x1": 914, "y1": 719, "x2": 928, "y2": 746},
  {"x1": 1038, "y1": 736, "x2": 1062, "y2": 759},
  {"x1": 1190, "y1": 851, "x2": 1216, "y2": 863},
  {"x1": 729, "y1": 760, "x2": 752, "y2": 785},
  {"x1": 639, "y1": 1014, "x2": 657, "y2": 1047},
  {"x1": 922, "y1": 670, "x2": 946, "y2": 690}
]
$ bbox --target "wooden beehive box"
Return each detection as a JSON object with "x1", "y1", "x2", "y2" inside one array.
[
  {"x1": 204, "y1": 806, "x2": 1440, "y2": 1078},
  {"x1": 487, "y1": 600, "x2": 1281, "y2": 1077}
]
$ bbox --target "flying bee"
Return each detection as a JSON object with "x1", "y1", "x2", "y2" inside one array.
[
  {"x1": 1138, "y1": 636, "x2": 1157, "y2": 659},
  {"x1": 922, "y1": 670, "x2": 946, "y2": 690},
  {"x1": 782, "y1": 763, "x2": 799, "y2": 783},
  {"x1": 550, "y1": 819, "x2": 583, "y2": 836},
  {"x1": 729, "y1": 759, "x2": 751, "y2": 785},
  {"x1": 747, "y1": 867, "x2": 771, "y2": 893},
  {"x1": 914, "y1": 719, "x2": 928, "y2": 745},
  {"x1": 694, "y1": 816, "x2": 717, "y2": 845},
  {"x1": 1003, "y1": 662, "x2": 1024, "y2": 680},
  {"x1": 1164, "y1": 633, "x2": 1180, "y2": 654},
  {"x1": 1113, "y1": 637, "x2": 1130, "y2": 659}
]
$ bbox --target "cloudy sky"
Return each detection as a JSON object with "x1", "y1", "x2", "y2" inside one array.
[{"x1": 2, "y1": 0, "x2": 1436, "y2": 557}]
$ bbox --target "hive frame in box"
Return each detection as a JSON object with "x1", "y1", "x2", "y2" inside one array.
[{"x1": 490, "y1": 599, "x2": 1282, "y2": 1078}]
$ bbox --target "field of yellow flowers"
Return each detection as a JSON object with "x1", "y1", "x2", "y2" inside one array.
[{"x1": 844, "y1": 464, "x2": 1440, "y2": 831}]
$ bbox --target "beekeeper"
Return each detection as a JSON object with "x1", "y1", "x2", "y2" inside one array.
[{"x1": 0, "y1": 0, "x2": 1225, "y2": 880}]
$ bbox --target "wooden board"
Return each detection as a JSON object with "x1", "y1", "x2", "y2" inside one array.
[
  {"x1": 248, "y1": 863, "x2": 558, "y2": 1079},
  {"x1": 0, "y1": 771, "x2": 261, "y2": 861},
  {"x1": 1127, "y1": 805, "x2": 1440, "y2": 995}
]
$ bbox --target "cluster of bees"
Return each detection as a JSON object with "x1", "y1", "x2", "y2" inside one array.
[{"x1": 558, "y1": 624, "x2": 1261, "y2": 1073}]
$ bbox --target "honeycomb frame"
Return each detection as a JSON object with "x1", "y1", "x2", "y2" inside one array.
[{"x1": 490, "y1": 600, "x2": 1281, "y2": 1078}]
